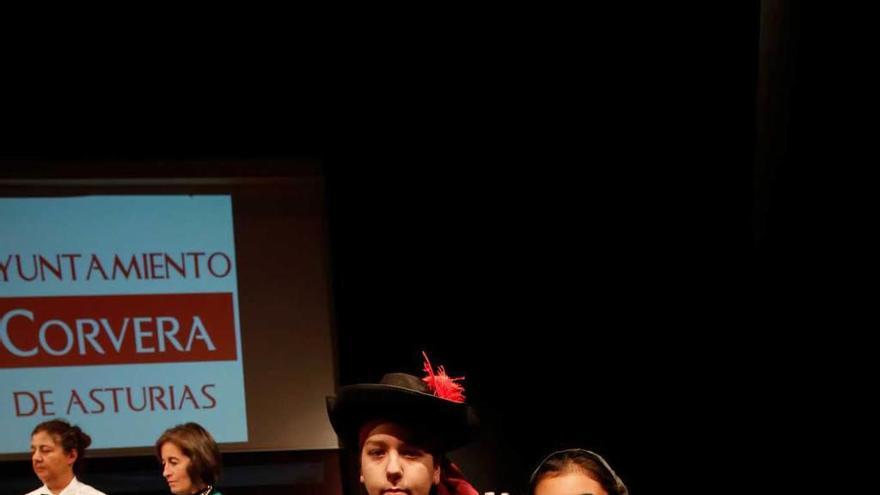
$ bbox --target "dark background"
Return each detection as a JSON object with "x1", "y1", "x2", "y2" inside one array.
[{"x1": 3, "y1": 1, "x2": 866, "y2": 492}]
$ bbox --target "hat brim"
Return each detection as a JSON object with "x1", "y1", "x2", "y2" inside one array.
[{"x1": 327, "y1": 383, "x2": 479, "y2": 452}]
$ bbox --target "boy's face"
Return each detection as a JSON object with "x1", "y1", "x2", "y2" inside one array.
[{"x1": 360, "y1": 422, "x2": 441, "y2": 495}]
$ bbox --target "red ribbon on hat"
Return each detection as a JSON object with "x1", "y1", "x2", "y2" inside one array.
[{"x1": 421, "y1": 351, "x2": 466, "y2": 403}]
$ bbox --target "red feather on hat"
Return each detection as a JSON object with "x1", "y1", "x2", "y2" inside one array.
[{"x1": 421, "y1": 351, "x2": 466, "y2": 403}]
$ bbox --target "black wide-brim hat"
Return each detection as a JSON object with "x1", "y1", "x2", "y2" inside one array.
[{"x1": 326, "y1": 372, "x2": 480, "y2": 452}]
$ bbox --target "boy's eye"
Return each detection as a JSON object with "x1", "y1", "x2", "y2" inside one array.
[{"x1": 401, "y1": 449, "x2": 424, "y2": 458}]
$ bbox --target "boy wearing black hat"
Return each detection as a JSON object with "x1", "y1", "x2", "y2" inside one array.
[{"x1": 327, "y1": 353, "x2": 480, "y2": 495}]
